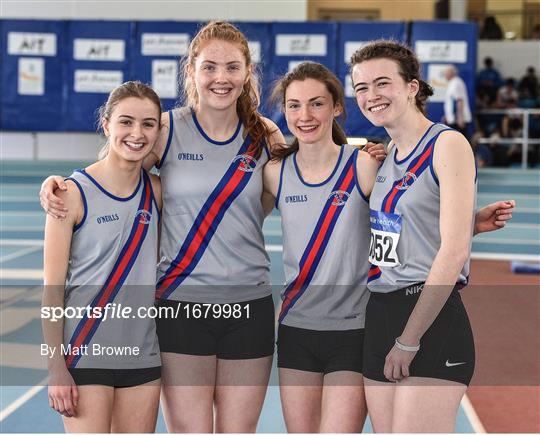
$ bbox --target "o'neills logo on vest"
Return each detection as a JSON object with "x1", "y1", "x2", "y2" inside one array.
[
  {"x1": 178, "y1": 153, "x2": 204, "y2": 161},
  {"x1": 328, "y1": 190, "x2": 350, "y2": 206},
  {"x1": 136, "y1": 210, "x2": 152, "y2": 225},
  {"x1": 96, "y1": 214, "x2": 119, "y2": 224},
  {"x1": 233, "y1": 154, "x2": 258, "y2": 172},
  {"x1": 396, "y1": 172, "x2": 417, "y2": 190},
  {"x1": 285, "y1": 194, "x2": 308, "y2": 204}
]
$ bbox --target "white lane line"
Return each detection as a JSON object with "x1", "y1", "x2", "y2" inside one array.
[
  {"x1": 265, "y1": 244, "x2": 283, "y2": 252},
  {"x1": 471, "y1": 252, "x2": 539, "y2": 262},
  {"x1": 0, "y1": 246, "x2": 41, "y2": 264},
  {"x1": 461, "y1": 394, "x2": 486, "y2": 433},
  {"x1": 0, "y1": 381, "x2": 47, "y2": 422},
  {"x1": 268, "y1": 245, "x2": 540, "y2": 261},
  {"x1": 0, "y1": 211, "x2": 43, "y2": 216},
  {"x1": 477, "y1": 193, "x2": 540, "y2": 200},
  {"x1": 0, "y1": 184, "x2": 40, "y2": 189},
  {"x1": 0, "y1": 197, "x2": 37, "y2": 202},
  {"x1": 0, "y1": 240, "x2": 43, "y2": 247},
  {"x1": 0, "y1": 269, "x2": 43, "y2": 280},
  {"x1": 0, "y1": 227, "x2": 44, "y2": 232},
  {"x1": 473, "y1": 238, "x2": 539, "y2": 246}
]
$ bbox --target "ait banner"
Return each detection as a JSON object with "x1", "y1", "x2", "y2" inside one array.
[
  {"x1": 1, "y1": 20, "x2": 66, "y2": 131},
  {"x1": 132, "y1": 21, "x2": 199, "y2": 111},
  {"x1": 66, "y1": 20, "x2": 133, "y2": 131}
]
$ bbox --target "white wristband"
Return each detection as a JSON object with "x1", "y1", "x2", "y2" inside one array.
[{"x1": 395, "y1": 337, "x2": 420, "y2": 352}]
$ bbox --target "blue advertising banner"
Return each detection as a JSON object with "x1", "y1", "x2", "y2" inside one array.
[
  {"x1": 337, "y1": 21, "x2": 407, "y2": 138},
  {"x1": 65, "y1": 20, "x2": 133, "y2": 131},
  {"x1": 410, "y1": 21, "x2": 477, "y2": 125},
  {"x1": 132, "y1": 21, "x2": 199, "y2": 111},
  {"x1": 1, "y1": 19, "x2": 66, "y2": 131},
  {"x1": 268, "y1": 21, "x2": 338, "y2": 132}
]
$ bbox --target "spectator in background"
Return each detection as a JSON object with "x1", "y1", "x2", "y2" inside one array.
[
  {"x1": 480, "y1": 16, "x2": 504, "y2": 39},
  {"x1": 496, "y1": 78, "x2": 519, "y2": 108},
  {"x1": 443, "y1": 65, "x2": 472, "y2": 138},
  {"x1": 476, "y1": 57, "x2": 502, "y2": 104},
  {"x1": 529, "y1": 24, "x2": 540, "y2": 39},
  {"x1": 518, "y1": 66, "x2": 539, "y2": 102}
]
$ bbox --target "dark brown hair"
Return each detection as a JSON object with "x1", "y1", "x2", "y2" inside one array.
[
  {"x1": 349, "y1": 39, "x2": 433, "y2": 114},
  {"x1": 181, "y1": 21, "x2": 274, "y2": 157},
  {"x1": 98, "y1": 81, "x2": 162, "y2": 159},
  {"x1": 270, "y1": 61, "x2": 348, "y2": 160}
]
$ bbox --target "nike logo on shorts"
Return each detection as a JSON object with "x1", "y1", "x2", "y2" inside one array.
[{"x1": 445, "y1": 359, "x2": 466, "y2": 367}]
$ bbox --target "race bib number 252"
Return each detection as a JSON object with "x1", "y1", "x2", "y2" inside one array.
[{"x1": 369, "y1": 210, "x2": 402, "y2": 267}]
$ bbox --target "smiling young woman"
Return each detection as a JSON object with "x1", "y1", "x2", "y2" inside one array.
[
  {"x1": 42, "y1": 81, "x2": 163, "y2": 433},
  {"x1": 264, "y1": 61, "x2": 384, "y2": 433},
  {"x1": 350, "y1": 39, "x2": 478, "y2": 433}
]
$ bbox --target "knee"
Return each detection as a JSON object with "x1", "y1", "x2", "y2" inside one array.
[{"x1": 166, "y1": 417, "x2": 213, "y2": 433}]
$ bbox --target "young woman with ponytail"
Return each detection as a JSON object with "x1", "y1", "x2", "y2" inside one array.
[
  {"x1": 349, "y1": 40, "x2": 513, "y2": 432},
  {"x1": 264, "y1": 59, "x2": 513, "y2": 433},
  {"x1": 40, "y1": 31, "x2": 512, "y2": 432},
  {"x1": 263, "y1": 61, "x2": 385, "y2": 432},
  {"x1": 41, "y1": 21, "x2": 283, "y2": 432}
]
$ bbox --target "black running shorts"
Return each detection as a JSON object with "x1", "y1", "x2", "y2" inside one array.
[
  {"x1": 277, "y1": 324, "x2": 364, "y2": 374},
  {"x1": 363, "y1": 284, "x2": 475, "y2": 385},
  {"x1": 155, "y1": 295, "x2": 275, "y2": 359}
]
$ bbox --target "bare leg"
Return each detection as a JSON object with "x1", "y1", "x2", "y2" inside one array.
[
  {"x1": 111, "y1": 379, "x2": 161, "y2": 432},
  {"x1": 364, "y1": 377, "x2": 394, "y2": 433},
  {"x1": 279, "y1": 368, "x2": 324, "y2": 433},
  {"x1": 62, "y1": 385, "x2": 113, "y2": 433},
  {"x1": 392, "y1": 377, "x2": 467, "y2": 433},
  {"x1": 214, "y1": 356, "x2": 272, "y2": 433},
  {"x1": 319, "y1": 371, "x2": 366, "y2": 433},
  {"x1": 160, "y1": 352, "x2": 216, "y2": 433}
]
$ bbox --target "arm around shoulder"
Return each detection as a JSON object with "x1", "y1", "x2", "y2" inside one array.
[
  {"x1": 262, "y1": 158, "x2": 282, "y2": 216},
  {"x1": 149, "y1": 173, "x2": 162, "y2": 212},
  {"x1": 43, "y1": 180, "x2": 84, "y2": 286},
  {"x1": 145, "y1": 111, "x2": 171, "y2": 170},
  {"x1": 262, "y1": 117, "x2": 286, "y2": 152}
]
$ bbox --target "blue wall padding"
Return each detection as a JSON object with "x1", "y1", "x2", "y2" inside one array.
[
  {"x1": 0, "y1": 19, "x2": 477, "y2": 137},
  {"x1": 232, "y1": 22, "x2": 272, "y2": 114},
  {"x1": 1, "y1": 20, "x2": 66, "y2": 131},
  {"x1": 410, "y1": 21, "x2": 477, "y2": 124},
  {"x1": 132, "y1": 21, "x2": 200, "y2": 111},
  {"x1": 65, "y1": 20, "x2": 134, "y2": 131},
  {"x1": 267, "y1": 22, "x2": 338, "y2": 133},
  {"x1": 337, "y1": 21, "x2": 407, "y2": 138}
]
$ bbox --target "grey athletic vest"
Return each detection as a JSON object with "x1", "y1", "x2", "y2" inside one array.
[
  {"x1": 367, "y1": 123, "x2": 475, "y2": 293},
  {"x1": 63, "y1": 169, "x2": 160, "y2": 369},
  {"x1": 155, "y1": 107, "x2": 271, "y2": 303},
  {"x1": 277, "y1": 144, "x2": 371, "y2": 330}
]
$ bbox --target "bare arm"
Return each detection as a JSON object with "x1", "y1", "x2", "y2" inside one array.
[
  {"x1": 384, "y1": 131, "x2": 476, "y2": 381},
  {"x1": 260, "y1": 117, "x2": 286, "y2": 217},
  {"x1": 355, "y1": 142, "x2": 385, "y2": 197},
  {"x1": 42, "y1": 182, "x2": 83, "y2": 416},
  {"x1": 262, "y1": 116, "x2": 286, "y2": 153},
  {"x1": 40, "y1": 111, "x2": 170, "y2": 217},
  {"x1": 149, "y1": 173, "x2": 162, "y2": 260},
  {"x1": 262, "y1": 159, "x2": 282, "y2": 217},
  {"x1": 474, "y1": 200, "x2": 515, "y2": 234},
  {"x1": 144, "y1": 111, "x2": 170, "y2": 170}
]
